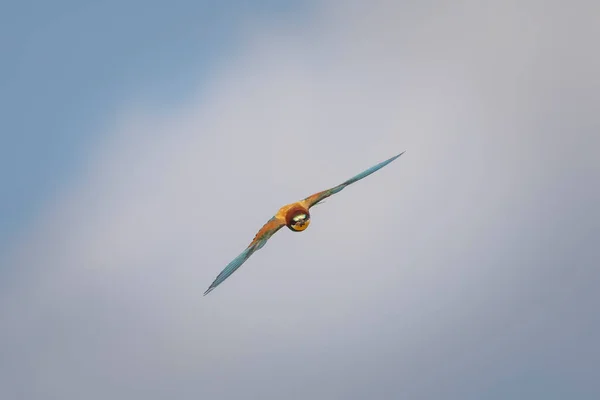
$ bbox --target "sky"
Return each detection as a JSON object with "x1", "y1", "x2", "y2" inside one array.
[{"x1": 1, "y1": 0, "x2": 599, "y2": 399}]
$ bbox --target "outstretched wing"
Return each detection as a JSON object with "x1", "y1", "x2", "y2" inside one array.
[
  {"x1": 203, "y1": 215, "x2": 285, "y2": 296},
  {"x1": 301, "y1": 151, "x2": 405, "y2": 209}
]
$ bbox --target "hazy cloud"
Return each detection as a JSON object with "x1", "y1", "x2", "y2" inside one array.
[{"x1": 2, "y1": 1, "x2": 599, "y2": 399}]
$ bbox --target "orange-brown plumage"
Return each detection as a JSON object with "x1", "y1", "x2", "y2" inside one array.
[{"x1": 249, "y1": 215, "x2": 285, "y2": 247}]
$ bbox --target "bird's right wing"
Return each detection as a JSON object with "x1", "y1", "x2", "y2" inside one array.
[
  {"x1": 203, "y1": 215, "x2": 286, "y2": 296},
  {"x1": 301, "y1": 151, "x2": 405, "y2": 209}
]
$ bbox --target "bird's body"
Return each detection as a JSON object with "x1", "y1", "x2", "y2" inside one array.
[{"x1": 204, "y1": 151, "x2": 405, "y2": 296}]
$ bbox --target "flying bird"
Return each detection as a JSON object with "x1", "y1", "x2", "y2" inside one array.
[{"x1": 204, "y1": 151, "x2": 405, "y2": 295}]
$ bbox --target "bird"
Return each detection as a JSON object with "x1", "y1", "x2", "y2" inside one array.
[{"x1": 203, "y1": 151, "x2": 405, "y2": 296}]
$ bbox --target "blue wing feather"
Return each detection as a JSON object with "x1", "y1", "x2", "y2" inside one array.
[
  {"x1": 304, "y1": 151, "x2": 405, "y2": 207},
  {"x1": 203, "y1": 244, "x2": 260, "y2": 296},
  {"x1": 341, "y1": 151, "x2": 405, "y2": 186},
  {"x1": 204, "y1": 217, "x2": 283, "y2": 296}
]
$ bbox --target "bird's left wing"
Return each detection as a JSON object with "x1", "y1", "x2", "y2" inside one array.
[
  {"x1": 203, "y1": 215, "x2": 286, "y2": 296},
  {"x1": 301, "y1": 151, "x2": 405, "y2": 209}
]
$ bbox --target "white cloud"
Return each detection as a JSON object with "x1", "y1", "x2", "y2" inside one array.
[{"x1": 2, "y1": 1, "x2": 599, "y2": 399}]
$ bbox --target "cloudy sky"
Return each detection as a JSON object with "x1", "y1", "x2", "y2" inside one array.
[{"x1": 2, "y1": 0, "x2": 599, "y2": 399}]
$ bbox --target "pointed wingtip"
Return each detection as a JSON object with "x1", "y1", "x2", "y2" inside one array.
[
  {"x1": 389, "y1": 150, "x2": 405, "y2": 162},
  {"x1": 203, "y1": 287, "x2": 214, "y2": 296}
]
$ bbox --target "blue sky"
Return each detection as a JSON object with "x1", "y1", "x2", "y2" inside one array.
[
  {"x1": 1, "y1": 0, "x2": 314, "y2": 255},
  {"x1": 1, "y1": 1, "x2": 599, "y2": 399}
]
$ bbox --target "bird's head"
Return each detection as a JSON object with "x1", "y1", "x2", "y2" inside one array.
[{"x1": 285, "y1": 207, "x2": 311, "y2": 232}]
